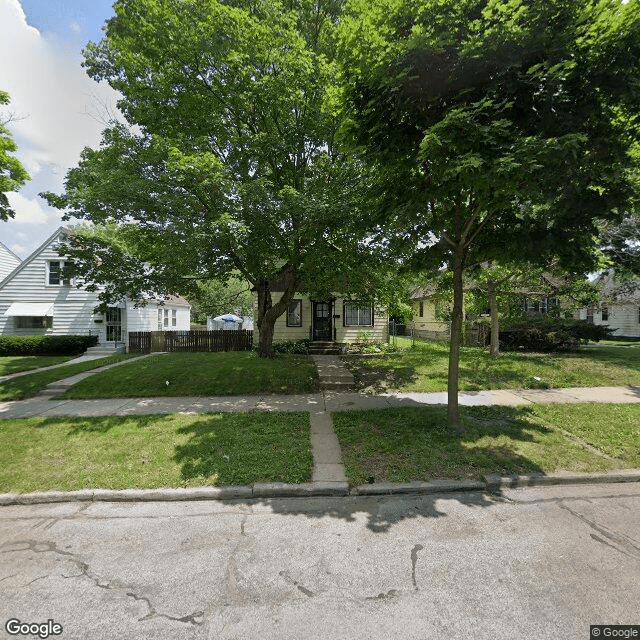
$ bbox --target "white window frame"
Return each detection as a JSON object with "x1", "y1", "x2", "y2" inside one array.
[
  {"x1": 286, "y1": 299, "x2": 302, "y2": 327},
  {"x1": 46, "y1": 260, "x2": 72, "y2": 287},
  {"x1": 15, "y1": 316, "x2": 52, "y2": 329},
  {"x1": 344, "y1": 303, "x2": 373, "y2": 327}
]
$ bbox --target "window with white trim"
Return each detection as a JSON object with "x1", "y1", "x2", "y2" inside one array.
[
  {"x1": 286, "y1": 299, "x2": 302, "y2": 327},
  {"x1": 15, "y1": 316, "x2": 52, "y2": 329},
  {"x1": 47, "y1": 260, "x2": 73, "y2": 286},
  {"x1": 344, "y1": 303, "x2": 373, "y2": 327},
  {"x1": 157, "y1": 308, "x2": 177, "y2": 330}
]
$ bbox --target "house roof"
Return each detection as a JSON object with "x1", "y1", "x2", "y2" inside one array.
[
  {"x1": 0, "y1": 226, "x2": 67, "y2": 292},
  {"x1": 156, "y1": 295, "x2": 191, "y2": 308},
  {"x1": 0, "y1": 240, "x2": 21, "y2": 264},
  {"x1": 250, "y1": 264, "x2": 303, "y2": 293}
]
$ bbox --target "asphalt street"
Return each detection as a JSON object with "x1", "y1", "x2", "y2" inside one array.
[{"x1": 0, "y1": 483, "x2": 639, "y2": 640}]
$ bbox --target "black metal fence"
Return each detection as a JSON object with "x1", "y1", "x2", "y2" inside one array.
[{"x1": 129, "y1": 330, "x2": 253, "y2": 353}]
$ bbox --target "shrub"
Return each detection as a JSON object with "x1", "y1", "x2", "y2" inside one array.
[
  {"x1": 500, "y1": 318, "x2": 616, "y2": 352},
  {"x1": 257, "y1": 339, "x2": 309, "y2": 355},
  {"x1": 0, "y1": 335, "x2": 99, "y2": 356}
]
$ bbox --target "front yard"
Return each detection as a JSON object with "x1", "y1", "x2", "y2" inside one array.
[
  {"x1": 347, "y1": 337, "x2": 640, "y2": 392},
  {"x1": 61, "y1": 352, "x2": 318, "y2": 398},
  {"x1": 0, "y1": 411, "x2": 312, "y2": 492},
  {"x1": 0, "y1": 354, "x2": 136, "y2": 401},
  {"x1": 0, "y1": 355, "x2": 75, "y2": 376},
  {"x1": 332, "y1": 403, "x2": 640, "y2": 485}
]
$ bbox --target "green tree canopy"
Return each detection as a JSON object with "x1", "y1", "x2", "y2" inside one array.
[
  {"x1": 45, "y1": 0, "x2": 379, "y2": 356},
  {"x1": 0, "y1": 90, "x2": 30, "y2": 221},
  {"x1": 338, "y1": 0, "x2": 640, "y2": 426}
]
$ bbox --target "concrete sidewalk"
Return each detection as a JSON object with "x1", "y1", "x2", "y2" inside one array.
[
  {"x1": 2, "y1": 379, "x2": 640, "y2": 499},
  {"x1": 2, "y1": 385, "x2": 639, "y2": 419}
]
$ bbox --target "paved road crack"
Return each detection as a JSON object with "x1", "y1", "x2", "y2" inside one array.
[
  {"x1": 0, "y1": 539, "x2": 205, "y2": 626},
  {"x1": 559, "y1": 503, "x2": 640, "y2": 561},
  {"x1": 279, "y1": 571, "x2": 315, "y2": 598},
  {"x1": 411, "y1": 544, "x2": 424, "y2": 590}
]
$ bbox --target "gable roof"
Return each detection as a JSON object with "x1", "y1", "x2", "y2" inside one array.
[
  {"x1": 0, "y1": 226, "x2": 67, "y2": 291},
  {"x1": 0, "y1": 240, "x2": 21, "y2": 265}
]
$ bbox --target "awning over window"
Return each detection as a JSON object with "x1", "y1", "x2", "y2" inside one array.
[{"x1": 3, "y1": 302, "x2": 54, "y2": 317}]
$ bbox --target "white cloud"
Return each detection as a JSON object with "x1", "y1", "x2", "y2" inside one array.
[
  {"x1": 6, "y1": 192, "x2": 62, "y2": 226},
  {"x1": 0, "y1": 0, "x2": 120, "y2": 257},
  {"x1": 70, "y1": 22, "x2": 81, "y2": 34},
  {"x1": 10, "y1": 243, "x2": 26, "y2": 256}
]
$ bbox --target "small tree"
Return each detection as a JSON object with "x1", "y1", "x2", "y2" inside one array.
[
  {"x1": 0, "y1": 90, "x2": 29, "y2": 221},
  {"x1": 338, "y1": 0, "x2": 640, "y2": 428}
]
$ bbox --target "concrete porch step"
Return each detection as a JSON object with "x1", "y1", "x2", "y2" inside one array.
[
  {"x1": 84, "y1": 344, "x2": 126, "y2": 356},
  {"x1": 309, "y1": 341, "x2": 342, "y2": 355}
]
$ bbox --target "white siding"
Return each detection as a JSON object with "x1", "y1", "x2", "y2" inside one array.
[
  {"x1": 0, "y1": 231, "x2": 101, "y2": 338},
  {"x1": 252, "y1": 293, "x2": 388, "y2": 344},
  {"x1": 578, "y1": 272, "x2": 640, "y2": 338},
  {"x1": 0, "y1": 243, "x2": 20, "y2": 282},
  {"x1": 0, "y1": 228, "x2": 192, "y2": 344},
  {"x1": 591, "y1": 304, "x2": 640, "y2": 338}
]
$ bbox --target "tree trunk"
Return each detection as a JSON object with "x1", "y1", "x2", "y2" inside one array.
[
  {"x1": 255, "y1": 270, "x2": 298, "y2": 358},
  {"x1": 258, "y1": 319, "x2": 275, "y2": 358},
  {"x1": 488, "y1": 279, "x2": 500, "y2": 357},
  {"x1": 447, "y1": 246, "x2": 464, "y2": 431}
]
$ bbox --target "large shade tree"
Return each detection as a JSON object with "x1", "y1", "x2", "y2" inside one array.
[
  {"x1": 338, "y1": 0, "x2": 640, "y2": 427},
  {"x1": 0, "y1": 90, "x2": 30, "y2": 221},
  {"x1": 45, "y1": 0, "x2": 378, "y2": 357}
]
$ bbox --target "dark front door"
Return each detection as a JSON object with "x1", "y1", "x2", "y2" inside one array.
[{"x1": 312, "y1": 301, "x2": 332, "y2": 341}]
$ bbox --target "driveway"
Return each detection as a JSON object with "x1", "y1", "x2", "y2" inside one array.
[{"x1": 1, "y1": 483, "x2": 639, "y2": 639}]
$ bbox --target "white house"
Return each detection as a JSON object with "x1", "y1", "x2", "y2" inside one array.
[
  {"x1": 0, "y1": 227, "x2": 191, "y2": 350},
  {"x1": 0, "y1": 241, "x2": 21, "y2": 282},
  {"x1": 576, "y1": 271, "x2": 640, "y2": 338}
]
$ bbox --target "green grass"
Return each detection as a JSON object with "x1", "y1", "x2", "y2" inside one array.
[
  {"x1": 346, "y1": 337, "x2": 640, "y2": 392},
  {"x1": 332, "y1": 404, "x2": 640, "y2": 485},
  {"x1": 0, "y1": 354, "x2": 136, "y2": 401},
  {"x1": 62, "y1": 352, "x2": 318, "y2": 398},
  {"x1": 0, "y1": 355, "x2": 74, "y2": 376},
  {"x1": 0, "y1": 411, "x2": 312, "y2": 492}
]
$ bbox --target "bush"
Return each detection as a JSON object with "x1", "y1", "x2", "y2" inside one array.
[
  {"x1": 0, "y1": 335, "x2": 99, "y2": 356},
  {"x1": 258, "y1": 339, "x2": 309, "y2": 355},
  {"x1": 500, "y1": 318, "x2": 616, "y2": 352}
]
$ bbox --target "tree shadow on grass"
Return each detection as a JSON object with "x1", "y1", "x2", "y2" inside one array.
[
  {"x1": 227, "y1": 405, "x2": 566, "y2": 533},
  {"x1": 16, "y1": 407, "x2": 612, "y2": 535},
  {"x1": 172, "y1": 412, "x2": 313, "y2": 486}
]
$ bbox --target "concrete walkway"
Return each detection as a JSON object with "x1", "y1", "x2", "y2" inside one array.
[
  {"x1": 310, "y1": 354, "x2": 354, "y2": 390},
  {"x1": 0, "y1": 353, "x2": 109, "y2": 383}
]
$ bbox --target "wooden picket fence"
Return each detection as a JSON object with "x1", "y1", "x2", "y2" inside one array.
[{"x1": 129, "y1": 330, "x2": 253, "y2": 354}]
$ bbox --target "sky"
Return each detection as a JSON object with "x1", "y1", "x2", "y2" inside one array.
[{"x1": 0, "y1": 0, "x2": 119, "y2": 259}]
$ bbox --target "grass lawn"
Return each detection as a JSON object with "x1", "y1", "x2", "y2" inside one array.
[
  {"x1": 0, "y1": 355, "x2": 74, "y2": 376},
  {"x1": 0, "y1": 354, "x2": 136, "y2": 401},
  {"x1": 346, "y1": 337, "x2": 640, "y2": 392},
  {"x1": 0, "y1": 411, "x2": 312, "y2": 492},
  {"x1": 61, "y1": 351, "x2": 318, "y2": 398},
  {"x1": 332, "y1": 404, "x2": 640, "y2": 485}
]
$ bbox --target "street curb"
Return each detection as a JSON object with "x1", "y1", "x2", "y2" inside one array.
[
  {"x1": 484, "y1": 469, "x2": 640, "y2": 489},
  {"x1": 353, "y1": 480, "x2": 486, "y2": 495},
  {"x1": 0, "y1": 482, "x2": 350, "y2": 506},
  {"x1": 1, "y1": 472, "x2": 639, "y2": 506}
]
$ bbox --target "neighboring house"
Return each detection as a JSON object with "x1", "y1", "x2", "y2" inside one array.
[
  {"x1": 576, "y1": 271, "x2": 640, "y2": 338},
  {"x1": 0, "y1": 227, "x2": 191, "y2": 350},
  {"x1": 252, "y1": 268, "x2": 387, "y2": 345},
  {"x1": 411, "y1": 285, "x2": 452, "y2": 338},
  {"x1": 0, "y1": 241, "x2": 21, "y2": 282}
]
